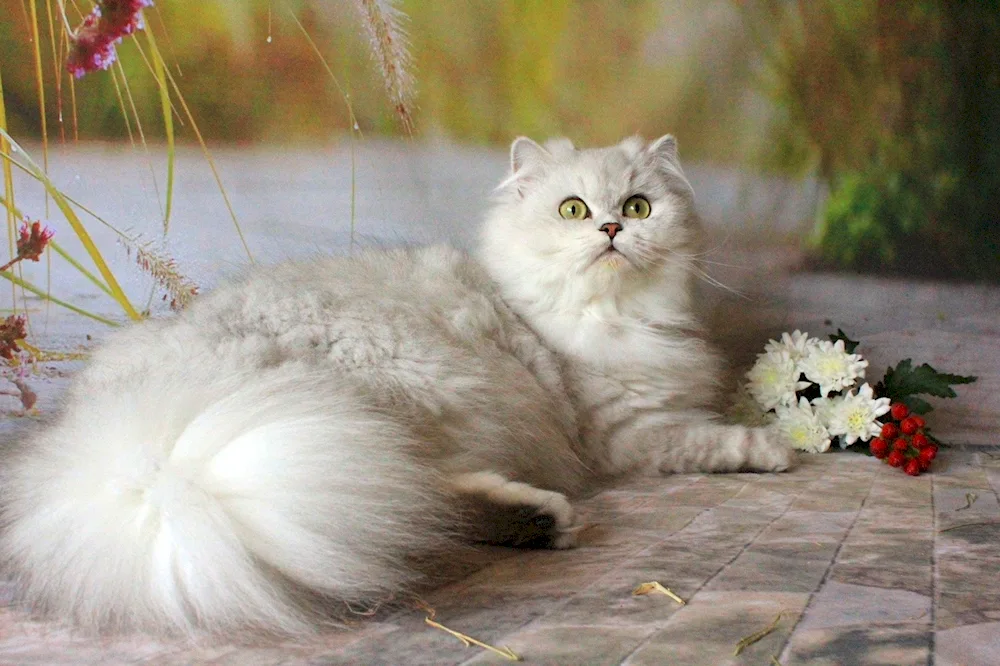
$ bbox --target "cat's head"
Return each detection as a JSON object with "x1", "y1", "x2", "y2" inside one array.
[{"x1": 480, "y1": 135, "x2": 702, "y2": 314}]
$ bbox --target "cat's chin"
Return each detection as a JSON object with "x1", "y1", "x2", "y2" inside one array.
[{"x1": 590, "y1": 247, "x2": 635, "y2": 272}]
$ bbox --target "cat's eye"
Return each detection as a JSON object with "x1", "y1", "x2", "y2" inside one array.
[
  {"x1": 623, "y1": 195, "x2": 651, "y2": 219},
  {"x1": 558, "y1": 198, "x2": 589, "y2": 220}
]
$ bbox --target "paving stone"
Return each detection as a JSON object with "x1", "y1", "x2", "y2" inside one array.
[
  {"x1": 796, "y1": 581, "x2": 931, "y2": 630},
  {"x1": 624, "y1": 592, "x2": 808, "y2": 665},
  {"x1": 463, "y1": 625, "x2": 654, "y2": 665},
  {"x1": 936, "y1": 621, "x2": 1000, "y2": 666},
  {"x1": 781, "y1": 626, "x2": 931, "y2": 666}
]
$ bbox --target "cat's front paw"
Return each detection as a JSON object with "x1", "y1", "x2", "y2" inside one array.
[{"x1": 745, "y1": 427, "x2": 797, "y2": 472}]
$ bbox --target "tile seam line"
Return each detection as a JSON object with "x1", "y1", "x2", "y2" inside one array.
[
  {"x1": 929, "y1": 458, "x2": 939, "y2": 666},
  {"x1": 775, "y1": 463, "x2": 880, "y2": 663},
  {"x1": 618, "y1": 475, "x2": 808, "y2": 665},
  {"x1": 453, "y1": 479, "x2": 729, "y2": 666}
]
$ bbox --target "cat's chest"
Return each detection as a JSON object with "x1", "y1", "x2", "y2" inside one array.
[{"x1": 534, "y1": 311, "x2": 670, "y2": 370}]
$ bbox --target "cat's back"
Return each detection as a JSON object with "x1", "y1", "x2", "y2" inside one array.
[{"x1": 188, "y1": 245, "x2": 507, "y2": 352}]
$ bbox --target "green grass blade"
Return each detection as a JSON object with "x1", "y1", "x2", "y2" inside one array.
[
  {"x1": 0, "y1": 159, "x2": 131, "y2": 239},
  {"x1": 0, "y1": 270, "x2": 120, "y2": 326},
  {"x1": 0, "y1": 67, "x2": 20, "y2": 310},
  {"x1": 0, "y1": 130, "x2": 142, "y2": 321},
  {"x1": 27, "y1": 0, "x2": 50, "y2": 217},
  {"x1": 49, "y1": 240, "x2": 115, "y2": 298},
  {"x1": 0, "y1": 193, "x2": 115, "y2": 300},
  {"x1": 146, "y1": 30, "x2": 174, "y2": 232}
]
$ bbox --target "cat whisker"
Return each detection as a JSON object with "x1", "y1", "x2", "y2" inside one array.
[{"x1": 656, "y1": 250, "x2": 751, "y2": 300}]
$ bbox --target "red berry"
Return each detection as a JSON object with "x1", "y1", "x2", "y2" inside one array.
[
  {"x1": 891, "y1": 403, "x2": 910, "y2": 420},
  {"x1": 912, "y1": 433, "x2": 929, "y2": 449},
  {"x1": 893, "y1": 437, "x2": 910, "y2": 452},
  {"x1": 918, "y1": 457, "x2": 931, "y2": 472},
  {"x1": 919, "y1": 445, "x2": 938, "y2": 463},
  {"x1": 870, "y1": 437, "x2": 890, "y2": 459},
  {"x1": 904, "y1": 459, "x2": 922, "y2": 476},
  {"x1": 911, "y1": 415, "x2": 926, "y2": 429},
  {"x1": 881, "y1": 422, "x2": 900, "y2": 440},
  {"x1": 901, "y1": 417, "x2": 920, "y2": 435},
  {"x1": 887, "y1": 450, "x2": 906, "y2": 468}
]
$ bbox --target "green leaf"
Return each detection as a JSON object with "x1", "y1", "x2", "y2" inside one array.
[
  {"x1": 901, "y1": 395, "x2": 934, "y2": 415},
  {"x1": 876, "y1": 358, "x2": 977, "y2": 412},
  {"x1": 829, "y1": 328, "x2": 860, "y2": 353}
]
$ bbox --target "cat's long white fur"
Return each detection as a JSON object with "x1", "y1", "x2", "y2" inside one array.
[{"x1": 1, "y1": 136, "x2": 792, "y2": 636}]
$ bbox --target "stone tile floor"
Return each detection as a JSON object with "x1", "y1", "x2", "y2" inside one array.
[
  {"x1": 1, "y1": 232, "x2": 998, "y2": 664},
  {"x1": 2, "y1": 449, "x2": 999, "y2": 665}
]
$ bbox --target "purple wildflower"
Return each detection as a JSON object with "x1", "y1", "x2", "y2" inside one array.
[
  {"x1": 67, "y1": 1, "x2": 154, "y2": 78},
  {"x1": 16, "y1": 220, "x2": 55, "y2": 262},
  {"x1": 0, "y1": 315, "x2": 27, "y2": 361}
]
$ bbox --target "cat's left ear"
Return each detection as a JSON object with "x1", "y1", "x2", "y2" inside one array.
[
  {"x1": 648, "y1": 134, "x2": 695, "y2": 199},
  {"x1": 649, "y1": 134, "x2": 680, "y2": 167}
]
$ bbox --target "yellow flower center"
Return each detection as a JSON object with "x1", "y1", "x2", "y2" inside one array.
[{"x1": 847, "y1": 409, "x2": 868, "y2": 431}]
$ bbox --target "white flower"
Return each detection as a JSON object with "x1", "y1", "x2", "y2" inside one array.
[
  {"x1": 799, "y1": 339, "x2": 868, "y2": 397},
  {"x1": 775, "y1": 397, "x2": 832, "y2": 453},
  {"x1": 764, "y1": 330, "x2": 818, "y2": 364},
  {"x1": 822, "y1": 383, "x2": 891, "y2": 447},
  {"x1": 728, "y1": 383, "x2": 777, "y2": 428},
  {"x1": 812, "y1": 394, "x2": 844, "y2": 433},
  {"x1": 746, "y1": 350, "x2": 811, "y2": 411}
]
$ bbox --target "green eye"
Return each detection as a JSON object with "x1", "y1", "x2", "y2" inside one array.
[
  {"x1": 623, "y1": 195, "x2": 651, "y2": 219},
  {"x1": 558, "y1": 198, "x2": 589, "y2": 220}
]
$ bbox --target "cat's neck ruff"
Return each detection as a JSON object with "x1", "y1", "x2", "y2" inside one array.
[{"x1": 497, "y1": 267, "x2": 699, "y2": 372}]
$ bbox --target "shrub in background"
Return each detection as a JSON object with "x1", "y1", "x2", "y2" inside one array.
[{"x1": 743, "y1": 0, "x2": 1000, "y2": 281}]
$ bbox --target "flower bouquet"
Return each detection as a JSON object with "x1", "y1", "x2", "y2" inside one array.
[{"x1": 741, "y1": 329, "x2": 976, "y2": 476}]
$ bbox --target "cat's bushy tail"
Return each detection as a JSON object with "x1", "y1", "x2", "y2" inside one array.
[{"x1": 0, "y1": 359, "x2": 453, "y2": 636}]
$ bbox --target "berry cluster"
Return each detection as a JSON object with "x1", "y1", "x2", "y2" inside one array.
[{"x1": 869, "y1": 403, "x2": 937, "y2": 476}]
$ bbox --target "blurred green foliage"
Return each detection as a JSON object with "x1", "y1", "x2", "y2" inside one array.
[
  {"x1": 3, "y1": 0, "x2": 995, "y2": 281},
  {"x1": 0, "y1": 0, "x2": 761, "y2": 159},
  {"x1": 742, "y1": 0, "x2": 1000, "y2": 281}
]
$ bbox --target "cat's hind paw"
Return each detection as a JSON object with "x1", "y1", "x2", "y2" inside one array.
[{"x1": 452, "y1": 472, "x2": 581, "y2": 549}]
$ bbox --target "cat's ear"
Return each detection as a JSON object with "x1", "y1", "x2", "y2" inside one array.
[
  {"x1": 649, "y1": 134, "x2": 680, "y2": 166},
  {"x1": 503, "y1": 137, "x2": 553, "y2": 198},
  {"x1": 543, "y1": 137, "x2": 575, "y2": 158},
  {"x1": 511, "y1": 137, "x2": 552, "y2": 174},
  {"x1": 648, "y1": 134, "x2": 695, "y2": 199}
]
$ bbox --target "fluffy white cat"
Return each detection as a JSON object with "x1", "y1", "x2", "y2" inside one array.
[{"x1": 0, "y1": 135, "x2": 792, "y2": 636}]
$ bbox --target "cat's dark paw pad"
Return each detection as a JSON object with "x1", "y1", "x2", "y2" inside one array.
[{"x1": 487, "y1": 492, "x2": 578, "y2": 549}]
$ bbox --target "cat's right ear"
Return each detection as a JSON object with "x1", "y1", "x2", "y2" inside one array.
[
  {"x1": 511, "y1": 137, "x2": 551, "y2": 173},
  {"x1": 501, "y1": 137, "x2": 552, "y2": 198}
]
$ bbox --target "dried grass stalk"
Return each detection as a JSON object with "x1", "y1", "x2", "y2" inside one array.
[
  {"x1": 353, "y1": 0, "x2": 415, "y2": 135},
  {"x1": 955, "y1": 492, "x2": 978, "y2": 511},
  {"x1": 632, "y1": 581, "x2": 686, "y2": 605},
  {"x1": 734, "y1": 611, "x2": 785, "y2": 656},
  {"x1": 121, "y1": 236, "x2": 198, "y2": 310},
  {"x1": 940, "y1": 521, "x2": 1000, "y2": 533},
  {"x1": 420, "y1": 603, "x2": 521, "y2": 661}
]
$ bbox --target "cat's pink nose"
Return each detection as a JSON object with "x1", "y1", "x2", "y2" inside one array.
[{"x1": 599, "y1": 222, "x2": 621, "y2": 239}]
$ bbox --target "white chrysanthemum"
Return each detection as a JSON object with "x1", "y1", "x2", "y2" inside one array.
[
  {"x1": 799, "y1": 339, "x2": 868, "y2": 397},
  {"x1": 812, "y1": 394, "x2": 845, "y2": 434},
  {"x1": 746, "y1": 350, "x2": 811, "y2": 411},
  {"x1": 775, "y1": 397, "x2": 832, "y2": 453},
  {"x1": 823, "y1": 383, "x2": 892, "y2": 447},
  {"x1": 764, "y1": 330, "x2": 818, "y2": 363},
  {"x1": 728, "y1": 383, "x2": 777, "y2": 428}
]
